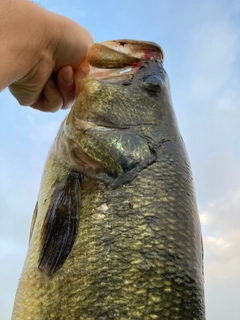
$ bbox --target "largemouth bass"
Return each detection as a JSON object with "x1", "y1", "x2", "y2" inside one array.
[{"x1": 12, "y1": 40, "x2": 205, "y2": 319}]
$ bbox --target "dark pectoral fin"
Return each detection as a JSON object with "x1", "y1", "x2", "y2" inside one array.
[{"x1": 38, "y1": 172, "x2": 81, "y2": 276}]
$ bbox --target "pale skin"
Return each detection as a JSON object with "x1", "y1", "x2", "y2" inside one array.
[{"x1": 0, "y1": 0, "x2": 93, "y2": 111}]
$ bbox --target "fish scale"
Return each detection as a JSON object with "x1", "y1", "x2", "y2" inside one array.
[{"x1": 12, "y1": 40, "x2": 205, "y2": 319}]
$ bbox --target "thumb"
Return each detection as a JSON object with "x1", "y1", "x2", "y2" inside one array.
[{"x1": 56, "y1": 66, "x2": 76, "y2": 109}]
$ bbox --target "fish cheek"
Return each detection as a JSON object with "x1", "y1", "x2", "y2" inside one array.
[{"x1": 38, "y1": 172, "x2": 81, "y2": 276}]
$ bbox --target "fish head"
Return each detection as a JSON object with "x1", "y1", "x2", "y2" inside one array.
[
  {"x1": 70, "y1": 40, "x2": 172, "y2": 130},
  {"x1": 62, "y1": 40, "x2": 177, "y2": 179}
]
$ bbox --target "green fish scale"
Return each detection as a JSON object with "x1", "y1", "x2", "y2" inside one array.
[{"x1": 13, "y1": 138, "x2": 204, "y2": 320}]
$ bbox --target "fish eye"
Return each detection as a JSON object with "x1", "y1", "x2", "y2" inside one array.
[{"x1": 142, "y1": 75, "x2": 163, "y2": 92}]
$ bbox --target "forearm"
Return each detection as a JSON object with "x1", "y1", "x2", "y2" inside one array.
[{"x1": 0, "y1": 0, "x2": 57, "y2": 91}]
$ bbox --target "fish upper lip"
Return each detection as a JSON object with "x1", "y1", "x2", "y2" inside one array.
[
  {"x1": 101, "y1": 39, "x2": 164, "y2": 60},
  {"x1": 84, "y1": 39, "x2": 164, "y2": 81},
  {"x1": 87, "y1": 40, "x2": 164, "y2": 69}
]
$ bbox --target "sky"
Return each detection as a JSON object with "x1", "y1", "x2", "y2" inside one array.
[{"x1": 0, "y1": 0, "x2": 240, "y2": 319}]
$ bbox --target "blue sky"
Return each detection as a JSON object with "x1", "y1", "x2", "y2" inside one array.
[{"x1": 1, "y1": 0, "x2": 240, "y2": 319}]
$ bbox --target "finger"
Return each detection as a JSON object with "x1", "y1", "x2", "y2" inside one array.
[
  {"x1": 8, "y1": 81, "x2": 41, "y2": 106},
  {"x1": 53, "y1": 18, "x2": 93, "y2": 72},
  {"x1": 31, "y1": 76, "x2": 63, "y2": 112},
  {"x1": 75, "y1": 58, "x2": 90, "y2": 94},
  {"x1": 57, "y1": 66, "x2": 76, "y2": 110}
]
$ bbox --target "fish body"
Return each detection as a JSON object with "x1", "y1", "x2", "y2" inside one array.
[{"x1": 12, "y1": 40, "x2": 205, "y2": 319}]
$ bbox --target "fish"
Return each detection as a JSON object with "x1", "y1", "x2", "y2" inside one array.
[{"x1": 12, "y1": 39, "x2": 205, "y2": 319}]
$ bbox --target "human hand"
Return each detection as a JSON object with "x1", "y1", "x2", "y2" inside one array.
[{"x1": 3, "y1": 1, "x2": 93, "y2": 112}]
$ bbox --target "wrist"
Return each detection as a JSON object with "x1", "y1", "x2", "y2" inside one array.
[{"x1": 16, "y1": 1, "x2": 58, "y2": 76}]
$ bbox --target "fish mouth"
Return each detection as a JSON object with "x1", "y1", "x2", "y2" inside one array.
[
  {"x1": 87, "y1": 39, "x2": 164, "y2": 68},
  {"x1": 76, "y1": 40, "x2": 164, "y2": 91}
]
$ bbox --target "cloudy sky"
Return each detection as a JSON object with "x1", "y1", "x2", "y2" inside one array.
[{"x1": 1, "y1": 0, "x2": 239, "y2": 319}]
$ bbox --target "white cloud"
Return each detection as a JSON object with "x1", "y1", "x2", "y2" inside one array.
[
  {"x1": 182, "y1": 4, "x2": 240, "y2": 318},
  {"x1": 200, "y1": 190, "x2": 240, "y2": 319},
  {"x1": 216, "y1": 89, "x2": 238, "y2": 111},
  {"x1": 0, "y1": 239, "x2": 27, "y2": 320},
  {"x1": 179, "y1": 2, "x2": 240, "y2": 209},
  {"x1": 200, "y1": 211, "x2": 214, "y2": 225}
]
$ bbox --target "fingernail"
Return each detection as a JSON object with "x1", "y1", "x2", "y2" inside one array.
[{"x1": 62, "y1": 67, "x2": 74, "y2": 85}]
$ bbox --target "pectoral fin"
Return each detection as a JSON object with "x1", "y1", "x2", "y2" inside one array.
[{"x1": 38, "y1": 172, "x2": 81, "y2": 276}]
